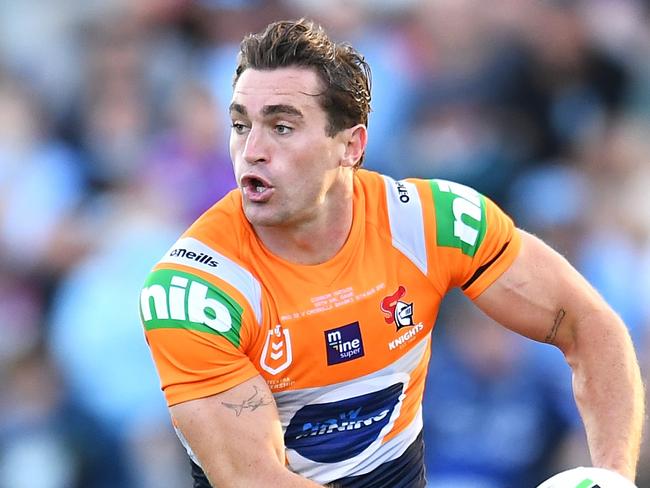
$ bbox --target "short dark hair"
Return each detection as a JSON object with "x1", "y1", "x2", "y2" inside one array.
[{"x1": 234, "y1": 19, "x2": 372, "y2": 167}]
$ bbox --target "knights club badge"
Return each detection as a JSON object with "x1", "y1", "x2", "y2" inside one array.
[{"x1": 380, "y1": 286, "x2": 415, "y2": 330}]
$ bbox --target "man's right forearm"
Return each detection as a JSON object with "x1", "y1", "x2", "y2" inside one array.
[
  {"x1": 273, "y1": 470, "x2": 324, "y2": 488},
  {"x1": 202, "y1": 464, "x2": 323, "y2": 488},
  {"x1": 170, "y1": 376, "x2": 324, "y2": 488}
]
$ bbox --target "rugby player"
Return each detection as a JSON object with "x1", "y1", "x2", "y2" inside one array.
[{"x1": 139, "y1": 19, "x2": 644, "y2": 487}]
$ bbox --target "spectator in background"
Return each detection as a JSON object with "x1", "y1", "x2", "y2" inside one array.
[
  {"x1": 424, "y1": 294, "x2": 574, "y2": 487},
  {"x1": 47, "y1": 177, "x2": 189, "y2": 487},
  {"x1": 399, "y1": 0, "x2": 524, "y2": 198},
  {"x1": 0, "y1": 78, "x2": 87, "y2": 275},
  {"x1": 571, "y1": 115, "x2": 650, "y2": 359},
  {"x1": 141, "y1": 81, "x2": 236, "y2": 223},
  {"x1": 0, "y1": 348, "x2": 78, "y2": 488},
  {"x1": 76, "y1": 18, "x2": 151, "y2": 189},
  {"x1": 0, "y1": 59, "x2": 89, "y2": 488},
  {"x1": 509, "y1": 115, "x2": 650, "y2": 346},
  {"x1": 46, "y1": 11, "x2": 198, "y2": 486},
  {"x1": 505, "y1": 113, "x2": 650, "y2": 477}
]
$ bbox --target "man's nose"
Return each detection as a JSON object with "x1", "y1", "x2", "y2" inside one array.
[{"x1": 242, "y1": 126, "x2": 268, "y2": 165}]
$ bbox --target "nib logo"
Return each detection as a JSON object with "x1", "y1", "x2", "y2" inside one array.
[
  {"x1": 141, "y1": 275, "x2": 232, "y2": 332},
  {"x1": 139, "y1": 269, "x2": 243, "y2": 347},
  {"x1": 260, "y1": 324, "x2": 293, "y2": 376},
  {"x1": 380, "y1": 286, "x2": 414, "y2": 330}
]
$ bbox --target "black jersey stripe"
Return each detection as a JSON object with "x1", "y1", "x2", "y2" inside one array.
[{"x1": 461, "y1": 240, "x2": 511, "y2": 291}]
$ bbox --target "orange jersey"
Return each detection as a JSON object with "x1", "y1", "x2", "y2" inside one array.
[{"x1": 140, "y1": 169, "x2": 520, "y2": 484}]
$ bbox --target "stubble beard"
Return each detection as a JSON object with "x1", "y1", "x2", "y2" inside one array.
[{"x1": 243, "y1": 199, "x2": 293, "y2": 228}]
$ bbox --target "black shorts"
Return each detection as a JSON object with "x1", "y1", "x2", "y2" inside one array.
[{"x1": 190, "y1": 431, "x2": 426, "y2": 488}]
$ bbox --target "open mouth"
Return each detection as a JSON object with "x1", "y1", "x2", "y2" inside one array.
[
  {"x1": 241, "y1": 174, "x2": 274, "y2": 202},
  {"x1": 250, "y1": 178, "x2": 268, "y2": 193}
]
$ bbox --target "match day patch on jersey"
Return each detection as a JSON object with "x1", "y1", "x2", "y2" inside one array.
[
  {"x1": 325, "y1": 322, "x2": 364, "y2": 365},
  {"x1": 430, "y1": 179, "x2": 487, "y2": 257},
  {"x1": 140, "y1": 269, "x2": 244, "y2": 347},
  {"x1": 284, "y1": 382, "x2": 404, "y2": 463}
]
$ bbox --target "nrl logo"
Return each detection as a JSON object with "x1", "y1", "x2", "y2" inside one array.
[
  {"x1": 260, "y1": 324, "x2": 293, "y2": 376},
  {"x1": 380, "y1": 286, "x2": 415, "y2": 330}
]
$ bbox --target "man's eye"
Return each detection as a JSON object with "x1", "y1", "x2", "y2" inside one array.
[
  {"x1": 231, "y1": 122, "x2": 248, "y2": 134},
  {"x1": 275, "y1": 125, "x2": 292, "y2": 135}
]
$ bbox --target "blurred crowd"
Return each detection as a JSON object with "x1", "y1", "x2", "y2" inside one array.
[{"x1": 1, "y1": 1, "x2": 649, "y2": 487}]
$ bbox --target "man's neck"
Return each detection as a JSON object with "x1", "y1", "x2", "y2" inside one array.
[{"x1": 253, "y1": 184, "x2": 354, "y2": 266}]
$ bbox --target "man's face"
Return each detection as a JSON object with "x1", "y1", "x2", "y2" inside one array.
[{"x1": 229, "y1": 67, "x2": 349, "y2": 228}]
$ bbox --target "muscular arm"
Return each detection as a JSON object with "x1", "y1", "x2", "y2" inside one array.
[
  {"x1": 170, "y1": 375, "x2": 322, "y2": 488},
  {"x1": 473, "y1": 230, "x2": 644, "y2": 480}
]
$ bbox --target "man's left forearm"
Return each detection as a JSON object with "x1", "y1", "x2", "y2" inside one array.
[{"x1": 565, "y1": 307, "x2": 645, "y2": 480}]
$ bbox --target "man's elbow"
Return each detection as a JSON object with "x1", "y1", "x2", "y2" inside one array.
[{"x1": 561, "y1": 304, "x2": 637, "y2": 371}]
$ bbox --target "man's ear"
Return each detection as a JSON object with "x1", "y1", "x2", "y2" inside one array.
[{"x1": 340, "y1": 124, "x2": 368, "y2": 168}]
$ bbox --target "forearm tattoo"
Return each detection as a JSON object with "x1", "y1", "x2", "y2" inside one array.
[
  {"x1": 544, "y1": 308, "x2": 566, "y2": 344},
  {"x1": 221, "y1": 386, "x2": 273, "y2": 417}
]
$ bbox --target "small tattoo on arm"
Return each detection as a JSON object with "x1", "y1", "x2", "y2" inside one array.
[
  {"x1": 545, "y1": 308, "x2": 566, "y2": 344},
  {"x1": 221, "y1": 386, "x2": 273, "y2": 417}
]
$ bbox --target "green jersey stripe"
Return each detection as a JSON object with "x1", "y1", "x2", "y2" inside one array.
[
  {"x1": 140, "y1": 268, "x2": 244, "y2": 348},
  {"x1": 429, "y1": 179, "x2": 486, "y2": 257}
]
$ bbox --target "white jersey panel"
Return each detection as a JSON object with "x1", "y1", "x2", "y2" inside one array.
[
  {"x1": 274, "y1": 336, "x2": 429, "y2": 484},
  {"x1": 382, "y1": 176, "x2": 428, "y2": 275},
  {"x1": 159, "y1": 237, "x2": 262, "y2": 323}
]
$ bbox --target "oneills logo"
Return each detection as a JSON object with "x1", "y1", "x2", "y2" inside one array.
[{"x1": 169, "y1": 248, "x2": 218, "y2": 267}]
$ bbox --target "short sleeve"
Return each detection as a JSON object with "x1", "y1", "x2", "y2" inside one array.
[
  {"x1": 140, "y1": 265, "x2": 261, "y2": 406},
  {"x1": 426, "y1": 179, "x2": 521, "y2": 299}
]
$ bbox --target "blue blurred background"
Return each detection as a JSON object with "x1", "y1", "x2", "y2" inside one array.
[{"x1": 1, "y1": 1, "x2": 649, "y2": 487}]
